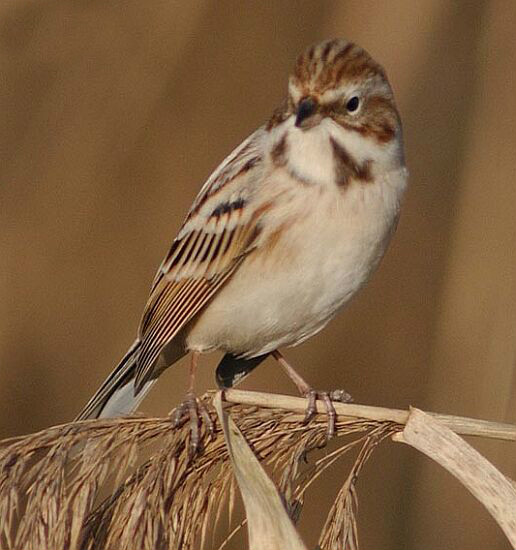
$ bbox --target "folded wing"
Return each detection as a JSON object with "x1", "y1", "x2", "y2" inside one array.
[{"x1": 134, "y1": 127, "x2": 269, "y2": 392}]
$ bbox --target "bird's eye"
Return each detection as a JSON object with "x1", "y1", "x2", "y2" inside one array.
[{"x1": 346, "y1": 96, "x2": 360, "y2": 113}]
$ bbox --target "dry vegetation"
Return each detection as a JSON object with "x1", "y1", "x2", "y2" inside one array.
[{"x1": 0, "y1": 390, "x2": 514, "y2": 550}]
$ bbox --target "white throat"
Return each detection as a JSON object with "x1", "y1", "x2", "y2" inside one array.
[
  {"x1": 269, "y1": 116, "x2": 403, "y2": 188},
  {"x1": 272, "y1": 118, "x2": 336, "y2": 187}
]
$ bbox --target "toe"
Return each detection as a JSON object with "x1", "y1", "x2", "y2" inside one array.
[
  {"x1": 329, "y1": 389, "x2": 353, "y2": 403},
  {"x1": 302, "y1": 390, "x2": 317, "y2": 424}
]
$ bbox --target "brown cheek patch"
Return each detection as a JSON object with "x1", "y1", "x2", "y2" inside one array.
[
  {"x1": 372, "y1": 122, "x2": 396, "y2": 144},
  {"x1": 329, "y1": 93, "x2": 398, "y2": 145},
  {"x1": 341, "y1": 120, "x2": 395, "y2": 144},
  {"x1": 330, "y1": 136, "x2": 372, "y2": 187},
  {"x1": 363, "y1": 95, "x2": 399, "y2": 143}
]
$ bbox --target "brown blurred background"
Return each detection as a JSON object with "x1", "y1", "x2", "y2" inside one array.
[{"x1": 1, "y1": 1, "x2": 515, "y2": 548}]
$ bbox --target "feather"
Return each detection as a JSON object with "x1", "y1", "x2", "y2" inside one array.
[{"x1": 133, "y1": 128, "x2": 269, "y2": 393}]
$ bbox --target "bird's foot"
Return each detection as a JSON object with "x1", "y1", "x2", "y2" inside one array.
[
  {"x1": 302, "y1": 388, "x2": 353, "y2": 439},
  {"x1": 171, "y1": 392, "x2": 216, "y2": 457}
]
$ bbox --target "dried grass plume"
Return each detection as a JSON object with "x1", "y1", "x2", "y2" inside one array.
[{"x1": 0, "y1": 390, "x2": 514, "y2": 550}]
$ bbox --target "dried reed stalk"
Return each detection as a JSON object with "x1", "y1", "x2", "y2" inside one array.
[
  {"x1": 0, "y1": 390, "x2": 514, "y2": 550},
  {"x1": 223, "y1": 389, "x2": 516, "y2": 441},
  {"x1": 394, "y1": 408, "x2": 516, "y2": 548}
]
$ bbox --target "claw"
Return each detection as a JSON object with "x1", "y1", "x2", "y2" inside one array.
[
  {"x1": 198, "y1": 399, "x2": 216, "y2": 440},
  {"x1": 320, "y1": 392, "x2": 336, "y2": 438},
  {"x1": 301, "y1": 388, "x2": 353, "y2": 439},
  {"x1": 171, "y1": 400, "x2": 188, "y2": 428},
  {"x1": 329, "y1": 388, "x2": 353, "y2": 403},
  {"x1": 187, "y1": 394, "x2": 200, "y2": 456},
  {"x1": 272, "y1": 350, "x2": 352, "y2": 438},
  {"x1": 170, "y1": 393, "x2": 216, "y2": 457}
]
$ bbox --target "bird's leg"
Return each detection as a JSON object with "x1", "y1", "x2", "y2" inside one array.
[
  {"x1": 171, "y1": 351, "x2": 215, "y2": 456},
  {"x1": 272, "y1": 350, "x2": 352, "y2": 438}
]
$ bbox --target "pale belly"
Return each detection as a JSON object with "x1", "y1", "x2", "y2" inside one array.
[{"x1": 186, "y1": 176, "x2": 402, "y2": 357}]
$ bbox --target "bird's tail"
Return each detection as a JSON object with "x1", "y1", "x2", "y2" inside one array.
[{"x1": 75, "y1": 339, "x2": 155, "y2": 420}]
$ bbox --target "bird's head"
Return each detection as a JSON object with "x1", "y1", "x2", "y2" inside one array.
[{"x1": 268, "y1": 39, "x2": 405, "y2": 182}]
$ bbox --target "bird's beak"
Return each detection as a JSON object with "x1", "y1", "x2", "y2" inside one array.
[{"x1": 295, "y1": 97, "x2": 318, "y2": 129}]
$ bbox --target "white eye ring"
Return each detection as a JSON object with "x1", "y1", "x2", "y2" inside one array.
[{"x1": 345, "y1": 95, "x2": 361, "y2": 114}]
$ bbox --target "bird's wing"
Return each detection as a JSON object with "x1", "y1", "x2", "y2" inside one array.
[{"x1": 134, "y1": 127, "x2": 270, "y2": 392}]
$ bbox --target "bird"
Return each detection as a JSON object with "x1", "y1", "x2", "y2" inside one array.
[{"x1": 76, "y1": 39, "x2": 408, "y2": 451}]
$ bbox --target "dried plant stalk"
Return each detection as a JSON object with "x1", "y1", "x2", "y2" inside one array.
[
  {"x1": 223, "y1": 390, "x2": 516, "y2": 441},
  {"x1": 394, "y1": 408, "x2": 516, "y2": 549},
  {"x1": 214, "y1": 393, "x2": 307, "y2": 550}
]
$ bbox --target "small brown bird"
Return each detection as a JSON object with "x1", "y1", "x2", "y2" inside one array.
[{"x1": 77, "y1": 39, "x2": 407, "y2": 450}]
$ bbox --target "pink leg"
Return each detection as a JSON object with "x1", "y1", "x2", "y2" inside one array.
[{"x1": 272, "y1": 350, "x2": 352, "y2": 438}]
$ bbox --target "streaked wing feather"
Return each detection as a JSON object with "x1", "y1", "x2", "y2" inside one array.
[
  {"x1": 134, "y1": 128, "x2": 268, "y2": 392},
  {"x1": 185, "y1": 127, "x2": 266, "y2": 222}
]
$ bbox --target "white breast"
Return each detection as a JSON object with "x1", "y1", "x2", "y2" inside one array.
[{"x1": 186, "y1": 161, "x2": 407, "y2": 358}]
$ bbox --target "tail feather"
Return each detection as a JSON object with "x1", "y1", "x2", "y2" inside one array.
[{"x1": 76, "y1": 339, "x2": 154, "y2": 420}]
